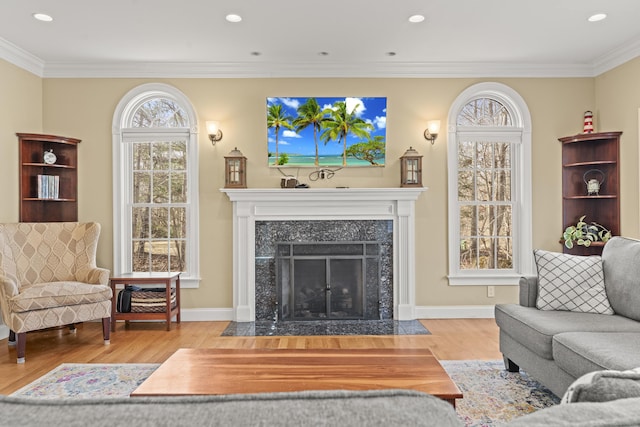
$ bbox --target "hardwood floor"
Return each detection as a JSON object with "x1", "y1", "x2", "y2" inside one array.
[{"x1": 0, "y1": 318, "x2": 501, "y2": 395}]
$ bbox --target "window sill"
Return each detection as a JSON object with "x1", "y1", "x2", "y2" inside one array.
[
  {"x1": 179, "y1": 276, "x2": 201, "y2": 289},
  {"x1": 447, "y1": 274, "x2": 522, "y2": 286}
]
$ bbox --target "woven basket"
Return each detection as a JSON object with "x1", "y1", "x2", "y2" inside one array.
[{"x1": 130, "y1": 288, "x2": 177, "y2": 313}]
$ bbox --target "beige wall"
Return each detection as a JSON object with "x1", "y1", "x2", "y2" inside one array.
[
  {"x1": 595, "y1": 57, "x2": 640, "y2": 238},
  {"x1": 3, "y1": 58, "x2": 638, "y2": 312},
  {"x1": 0, "y1": 60, "x2": 43, "y2": 222}
]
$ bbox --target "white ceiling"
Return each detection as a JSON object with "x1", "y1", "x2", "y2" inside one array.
[{"x1": 1, "y1": 0, "x2": 640, "y2": 78}]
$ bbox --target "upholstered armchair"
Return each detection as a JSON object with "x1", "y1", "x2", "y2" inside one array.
[{"x1": 0, "y1": 222, "x2": 112, "y2": 363}]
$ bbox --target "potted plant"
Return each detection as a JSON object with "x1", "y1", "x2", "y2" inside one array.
[{"x1": 562, "y1": 215, "x2": 612, "y2": 249}]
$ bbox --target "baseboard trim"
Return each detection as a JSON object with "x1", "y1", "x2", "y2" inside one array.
[
  {"x1": 180, "y1": 308, "x2": 235, "y2": 322},
  {"x1": 415, "y1": 305, "x2": 495, "y2": 319},
  {"x1": 4, "y1": 307, "x2": 492, "y2": 335}
]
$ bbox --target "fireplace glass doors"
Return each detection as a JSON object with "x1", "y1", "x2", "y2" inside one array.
[{"x1": 276, "y1": 242, "x2": 381, "y2": 321}]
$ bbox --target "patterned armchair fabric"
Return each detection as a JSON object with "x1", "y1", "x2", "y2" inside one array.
[{"x1": 0, "y1": 222, "x2": 112, "y2": 363}]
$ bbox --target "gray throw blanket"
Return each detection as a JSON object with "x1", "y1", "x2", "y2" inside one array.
[{"x1": 569, "y1": 370, "x2": 640, "y2": 403}]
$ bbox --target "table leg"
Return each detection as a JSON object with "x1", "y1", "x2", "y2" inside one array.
[
  {"x1": 110, "y1": 281, "x2": 117, "y2": 332},
  {"x1": 165, "y1": 280, "x2": 171, "y2": 331}
]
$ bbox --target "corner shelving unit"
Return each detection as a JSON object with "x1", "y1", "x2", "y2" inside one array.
[
  {"x1": 18, "y1": 133, "x2": 80, "y2": 222},
  {"x1": 559, "y1": 131, "x2": 621, "y2": 255}
]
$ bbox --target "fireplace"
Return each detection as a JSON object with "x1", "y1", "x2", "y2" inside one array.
[
  {"x1": 255, "y1": 220, "x2": 392, "y2": 321},
  {"x1": 277, "y1": 241, "x2": 381, "y2": 321},
  {"x1": 222, "y1": 188, "x2": 426, "y2": 322}
]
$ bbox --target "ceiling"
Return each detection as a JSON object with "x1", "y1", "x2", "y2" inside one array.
[{"x1": 1, "y1": 0, "x2": 640, "y2": 78}]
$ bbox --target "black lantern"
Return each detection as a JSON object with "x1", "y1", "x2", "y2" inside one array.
[
  {"x1": 224, "y1": 147, "x2": 247, "y2": 188},
  {"x1": 400, "y1": 147, "x2": 423, "y2": 188}
]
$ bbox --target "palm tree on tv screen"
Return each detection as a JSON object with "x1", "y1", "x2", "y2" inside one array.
[
  {"x1": 267, "y1": 104, "x2": 293, "y2": 165},
  {"x1": 293, "y1": 98, "x2": 327, "y2": 167},
  {"x1": 320, "y1": 101, "x2": 373, "y2": 166}
]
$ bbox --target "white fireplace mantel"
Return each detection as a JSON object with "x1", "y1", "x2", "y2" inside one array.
[{"x1": 221, "y1": 187, "x2": 427, "y2": 322}]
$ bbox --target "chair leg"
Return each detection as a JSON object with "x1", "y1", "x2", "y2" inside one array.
[
  {"x1": 16, "y1": 332, "x2": 26, "y2": 364},
  {"x1": 69, "y1": 323, "x2": 77, "y2": 333},
  {"x1": 8, "y1": 330, "x2": 16, "y2": 347},
  {"x1": 102, "y1": 317, "x2": 111, "y2": 345}
]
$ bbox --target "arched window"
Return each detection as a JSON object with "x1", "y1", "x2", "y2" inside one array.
[
  {"x1": 447, "y1": 82, "x2": 533, "y2": 285},
  {"x1": 112, "y1": 83, "x2": 200, "y2": 287}
]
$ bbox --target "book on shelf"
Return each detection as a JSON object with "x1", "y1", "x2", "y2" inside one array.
[{"x1": 37, "y1": 174, "x2": 60, "y2": 199}]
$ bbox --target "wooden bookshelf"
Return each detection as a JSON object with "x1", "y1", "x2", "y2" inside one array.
[
  {"x1": 559, "y1": 131, "x2": 621, "y2": 255},
  {"x1": 18, "y1": 133, "x2": 80, "y2": 222}
]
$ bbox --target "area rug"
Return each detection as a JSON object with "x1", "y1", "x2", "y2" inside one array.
[
  {"x1": 440, "y1": 360, "x2": 560, "y2": 426},
  {"x1": 10, "y1": 364, "x2": 160, "y2": 399},
  {"x1": 11, "y1": 360, "x2": 559, "y2": 426}
]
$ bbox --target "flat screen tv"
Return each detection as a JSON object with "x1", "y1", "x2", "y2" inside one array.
[{"x1": 267, "y1": 96, "x2": 387, "y2": 167}]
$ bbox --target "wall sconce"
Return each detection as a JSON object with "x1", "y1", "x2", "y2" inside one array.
[
  {"x1": 206, "y1": 121, "x2": 223, "y2": 145},
  {"x1": 423, "y1": 120, "x2": 441, "y2": 144},
  {"x1": 400, "y1": 146, "x2": 423, "y2": 188},
  {"x1": 224, "y1": 147, "x2": 247, "y2": 188}
]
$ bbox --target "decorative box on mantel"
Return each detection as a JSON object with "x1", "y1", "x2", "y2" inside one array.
[{"x1": 221, "y1": 187, "x2": 427, "y2": 322}]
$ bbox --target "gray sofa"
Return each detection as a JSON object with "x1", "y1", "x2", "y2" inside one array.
[
  {"x1": 2, "y1": 389, "x2": 640, "y2": 426},
  {"x1": 495, "y1": 236, "x2": 640, "y2": 397}
]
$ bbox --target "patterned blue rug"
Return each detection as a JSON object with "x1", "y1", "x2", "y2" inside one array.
[
  {"x1": 10, "y1": 364, "x2": 160, "y2": 398},
  {"x1": 10, "y1": 360, "x2": 559, "y2": 426},
  {"x1": 441, "y1": 360, "x2": 559, "y2": 426}
]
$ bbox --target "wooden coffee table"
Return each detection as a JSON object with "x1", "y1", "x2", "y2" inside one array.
[{"x1": 131, "y1": 348, "x2": 462, "y2": 407}]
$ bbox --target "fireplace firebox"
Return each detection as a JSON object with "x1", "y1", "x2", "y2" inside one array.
[{"x1": 276, "y1": 242, "x2": 381, "y2": 321}]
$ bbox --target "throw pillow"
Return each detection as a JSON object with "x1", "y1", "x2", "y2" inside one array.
[{"x1": 534, "y1": 249, "x2": 614, "y2": 314}]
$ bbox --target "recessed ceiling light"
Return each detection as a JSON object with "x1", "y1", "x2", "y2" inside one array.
[
  {"x1": 250, "y1": 51, "x2": 261, "y2": 56},
  {"x1": 318, "y1": 51, "x2": 329, "y2": 56},
  {"x1": 408, "y1": 14, "x2": 425, "y2": 23},
  {"x1": 386, "y1": 52, "x2": 397, "y2": 56},
  {"x1": 33, "y1": 13, "x2": 53, "y2": 22},
  {"x1": 588, "y1": 13, "x2": 607, "y2": 22},
  {"x1": 226, "y1": 14, "x2": 242, "y2": 23}
]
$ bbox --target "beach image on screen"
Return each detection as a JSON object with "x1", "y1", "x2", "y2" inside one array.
[{"x1": 267, "y1": 97, "x2": 387, "y2": 167}]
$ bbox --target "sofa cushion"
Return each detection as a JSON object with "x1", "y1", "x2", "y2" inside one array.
[
  {"x1": 9, "y1": 282, "x2": 112, "y2": 313},
  {"x1": 495, "y1": 304, "x2": 640, "y2": 360},
  {"x1": 534, "y1": 250, "x2": 613, "y2": 315},
  {"x1": 601, "y1": 236, "x2": 640, "y2": 321},
  {"x1": 553, "y1": 332, "x2": 640, "y2": 379}
]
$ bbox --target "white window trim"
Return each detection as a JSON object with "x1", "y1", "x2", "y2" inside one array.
[
  {"x1": 112, "y1": 83, "x2": 200, "y2": 288},
  {"x1": 447, "y1": 82, "x2": 533, "y2": 286}
]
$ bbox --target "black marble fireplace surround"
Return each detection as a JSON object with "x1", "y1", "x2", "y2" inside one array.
[{"x1": 255, "y1": 220, "x2": 394, "y2": 322}]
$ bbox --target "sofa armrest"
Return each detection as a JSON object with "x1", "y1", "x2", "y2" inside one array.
[
  {"x1": 519, "y1": 276, "x2": 538, "y2": 307},
  {"x1": 76, "y1": 267, "x2": 110, "y2": 285}
]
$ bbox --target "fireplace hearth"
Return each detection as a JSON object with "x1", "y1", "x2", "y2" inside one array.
[{"x1": 221, "y1": 319, "x2": 431, "y2": 336}]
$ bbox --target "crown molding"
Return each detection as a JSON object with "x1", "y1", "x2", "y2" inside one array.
[
  {"x1": 1, "y1": 36, "x2": 637, "y2": 79},
  {"x1": 592, "y1": 36, "x2": 640, "y2": 76},
  {"x1": 41, "y1": 60, "x2": 596, "y2": 79},
  {"x1": 0, "y1": 38, "x2": 44, "y2": 77}
]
